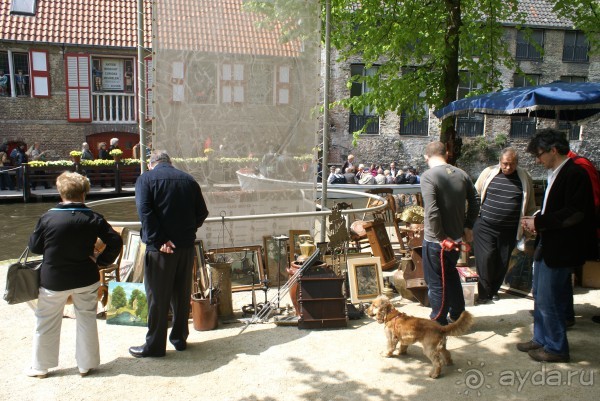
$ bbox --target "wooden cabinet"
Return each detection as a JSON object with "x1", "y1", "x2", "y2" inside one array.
[{"x1": 363, "y1": 220, "x2": 397, "y2": 271}]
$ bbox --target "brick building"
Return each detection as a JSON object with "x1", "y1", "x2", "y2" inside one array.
[{"x1": 0, "y1": 0, "x2": 152, "y2": 159}]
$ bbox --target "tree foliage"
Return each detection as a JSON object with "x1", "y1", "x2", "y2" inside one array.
[
  {"x1": 111, "y1": 285, "x2": 127, "y2": 309},
  {"x1": 330, "y1": 0, "x2": 524, "y2": 144}
]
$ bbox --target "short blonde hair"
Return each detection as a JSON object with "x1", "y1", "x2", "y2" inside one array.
[{"x1": 56, "y1": 172, "x2": 90, "y2": 201}]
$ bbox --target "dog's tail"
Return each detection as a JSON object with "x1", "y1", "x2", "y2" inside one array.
[{"x1": 441, "y1": 311, "x2": 473, "y2": 336}]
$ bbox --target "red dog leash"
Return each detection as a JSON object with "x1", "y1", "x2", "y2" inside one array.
[{"x1": 431, "y1": 239, "x2": 471, "y2": 322}]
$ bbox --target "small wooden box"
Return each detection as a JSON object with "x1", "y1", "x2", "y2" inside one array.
[{"x1": 582, "y1": 261, "x2": 600, "y2": 288}]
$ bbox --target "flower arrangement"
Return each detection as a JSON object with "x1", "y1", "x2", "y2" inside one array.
[
  {"x1": 109, "y1": 149, "x2": 124, "y2": 157},
  {"x1": 69, "y1": 150, "x2": 83, "y2": 157}
]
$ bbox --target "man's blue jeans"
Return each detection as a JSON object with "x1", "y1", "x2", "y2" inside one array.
[
  {"x1": 422, "y1": 240, "x2": 463, "y2": 325},
  {"x1": 531, "y1": 258, "x2": 572, "y2": 356}
]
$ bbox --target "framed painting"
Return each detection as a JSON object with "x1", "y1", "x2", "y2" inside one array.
[
  {"x1": 501, "y1": 241, "x2": 535, "y2": 299},
  {"x1": 347, "y1": 257, "x2": 384, "y2": 304},
  {"x1": 208, "y1": 246, "x2": 265, "y2": 292},
  {"x1": 288, "y1": 229, "x2": 310, "y2": 266},
  {"x1": 263, "y1": 235, "x2": 289, "y2": 285},
  {"x1": 106, "y1": 282, "x2": 148, "y2": 327},
  {"x1": 119, "y1": 230, "x2": 141, "y2": 282}
]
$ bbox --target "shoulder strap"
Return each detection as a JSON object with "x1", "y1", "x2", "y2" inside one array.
[{"x1": 49, "y1": 207, "x2": 90, "y2": 211}]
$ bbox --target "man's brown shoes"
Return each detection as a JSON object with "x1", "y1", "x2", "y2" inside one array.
[
  {"x1": 516, "y1": 341, "x2": 542, "y2": 352},
  {"x1": 527, "y1": 347, "x2": 570, "y2": 363}
]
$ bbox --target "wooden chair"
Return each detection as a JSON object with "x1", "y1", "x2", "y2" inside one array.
[
  {"x1": 95, "y1": 227, "x2": 126, "y2": 306},
  {"x1": 350, "y1": 189, "x2": 400, "y2": 252}
]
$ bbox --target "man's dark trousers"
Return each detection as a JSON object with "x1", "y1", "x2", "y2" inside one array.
[
  {"x1": 473, "y1": 218, "x2": 517, "y2": 300},
  {"x1": 143, "y1": 246, "x2": 194, "y2": 355}
]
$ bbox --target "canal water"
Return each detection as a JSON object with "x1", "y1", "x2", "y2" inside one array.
[{"x1": 0, "y1": 199, "x2": 139, "y2": 262}]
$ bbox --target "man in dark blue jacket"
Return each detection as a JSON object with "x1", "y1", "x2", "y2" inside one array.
[{"x1": 129, "y1": 150, "x2": 209, "y2": 358}]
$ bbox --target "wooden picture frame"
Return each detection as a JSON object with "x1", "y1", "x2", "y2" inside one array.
[
  {"x1": 288, "y1": 229, "x2": 310, "y2": 266},
  {"x1": 129, "y1": 241, "x2": 146, "y2": 283},
  {"x1": 263, "y1": 235, "x2": 289, "y2": 285},
  {"x1": 208, "y1": 246, "x2": 265, "y2": 292},
  {"x1": 347, "y1": 257, "x2": 384, "y2": 304},
  {"x1": 119, "y1": 230, "x2": 141, "y2": 282}
]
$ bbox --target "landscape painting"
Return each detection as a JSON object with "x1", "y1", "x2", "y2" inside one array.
[{"x1": 106, "y1": 282, "x2": 148, "y2": 327}]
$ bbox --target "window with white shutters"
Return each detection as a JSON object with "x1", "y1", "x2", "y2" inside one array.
[
  {"x1": 30, "y1": 50, "x2": 49, "y2": 98},
  {"x1": 65, "y1": 54, "x2": 91, "y2": 122}
]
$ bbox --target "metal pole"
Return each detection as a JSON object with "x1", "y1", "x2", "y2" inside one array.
[
  {"x1": 320, "y1": 0, "x2": 331, "y2": 243},
  {"x1": 137, "y1": 0, "x2": 147, "y2": 173}
]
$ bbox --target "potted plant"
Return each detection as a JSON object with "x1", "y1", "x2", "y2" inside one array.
[
  {"x1": 69, "y1": 150, "x2": 83, "y2": 164},
  {"x1": 109, "y1": 148, "x2": 124, "y2": 162}
]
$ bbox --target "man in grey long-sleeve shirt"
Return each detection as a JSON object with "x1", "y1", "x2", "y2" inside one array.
[{"x1": 420, "y1": 141, "x2": 480, "y2": 325}]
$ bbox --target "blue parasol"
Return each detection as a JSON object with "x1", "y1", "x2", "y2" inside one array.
[{"x1": 434, "y1": 81, "x2": 600, "y2": 122}]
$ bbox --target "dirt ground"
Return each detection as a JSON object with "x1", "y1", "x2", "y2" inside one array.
[{"x1": 0, "y1": 260, "x2": 599, "y2": 401}]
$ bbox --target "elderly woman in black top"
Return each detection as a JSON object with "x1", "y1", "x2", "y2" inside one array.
[{"x1": 26, "y1": 172, "x2": 122, "y2": 378}]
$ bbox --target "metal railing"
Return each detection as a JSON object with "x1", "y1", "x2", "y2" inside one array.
[
  {"x1": 89, "y1": 189, "x2": 389, "y2": 230},
  {"x1": 92, "y1": 93, "x2": 136, "y2": 123}
]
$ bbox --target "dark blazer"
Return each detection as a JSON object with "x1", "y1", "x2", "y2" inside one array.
[
  {"x1": 535, "y1": 158, "x2": 598, "y2": 267},
  {"x1": 135, "y1": 163, "x2": 209, "y2": 251}
]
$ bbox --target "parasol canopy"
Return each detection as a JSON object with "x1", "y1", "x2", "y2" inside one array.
[{"x1": 434, "y1": 81, "x2": 600, "y2": 122}]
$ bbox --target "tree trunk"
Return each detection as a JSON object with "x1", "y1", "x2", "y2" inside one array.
[{"x1": 441, "y1": 0, "x2": 462, "y2": 165}]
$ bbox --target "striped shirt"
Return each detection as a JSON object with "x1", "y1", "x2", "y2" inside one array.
[{"x1": 480, "y1": 172, "x2": 523, "y2": 228}]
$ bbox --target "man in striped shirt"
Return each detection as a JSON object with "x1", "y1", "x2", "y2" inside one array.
[{"x1": 473, "y1": 148, "x2": 537, "y2": 303}]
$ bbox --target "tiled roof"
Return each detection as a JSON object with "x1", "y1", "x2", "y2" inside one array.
[
  {"x1": 505, "y1": 0, "x2": 574, "y2": 28},
  {"x1": 0, "y1": 0, "x2": 152, "y2": 48},
  {"x1": 154, "y1": 0, "x2": 301, "y2": 57},
  {"x1": 0, "y1": 0, "x2": 301, "y2": 57}
]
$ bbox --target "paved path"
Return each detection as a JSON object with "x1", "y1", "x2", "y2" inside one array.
[{"x1": 0, "y1": 261, "x2": 598, "y2": 401}]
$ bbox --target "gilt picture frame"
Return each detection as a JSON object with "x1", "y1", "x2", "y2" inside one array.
[
  {"x1": 263, "y1": 235, "x2": 289, "y2": 285},
  {"x1": 347, "y1": 257, "x2": 384, "y2": 304},
  {"x1": 207, "y1": 246, "x2": 265, "y2": 292}
]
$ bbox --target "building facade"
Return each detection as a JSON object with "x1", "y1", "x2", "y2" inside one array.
[{"x1": 326, "y1": 1, "x2": 600, "y2": 179}]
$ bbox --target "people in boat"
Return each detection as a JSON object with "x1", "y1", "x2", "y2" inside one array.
[
  {"x1": 327, "y1": 167, "x2": 346, "y2": 184},
  {"x1": 374, "y1": 168, "x2": 386, "y2": 184},
  {"x1": 341, "y1": 154, "x2": 355, "y2": 174},
  {"x1": 343, "y1": 166, "x2": 357, "y2": 184}
]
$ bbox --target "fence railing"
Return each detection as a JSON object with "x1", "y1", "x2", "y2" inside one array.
[
  {"x1": 92, "y1": 93, "x2": 136, "y2": 123},
  {"x1": 0, "y1": 164, "x2": 142, "y2": 202}
]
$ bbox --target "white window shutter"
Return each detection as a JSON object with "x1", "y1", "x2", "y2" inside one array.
[{"x1": 30, "y1": 50, "x2": 50, "y2": 97}]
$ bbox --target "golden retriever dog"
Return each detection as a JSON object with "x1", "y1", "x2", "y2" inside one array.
[{"x1": 367, "y1": 295, "x2": 473, "y2": 379}]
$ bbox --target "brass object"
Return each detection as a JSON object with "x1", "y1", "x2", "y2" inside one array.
[{"x1": 399, "y1": 205, "x2": 425, "y2": 224}]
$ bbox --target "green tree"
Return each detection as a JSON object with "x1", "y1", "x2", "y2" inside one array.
[
  {"x1": 329, "y1": 0, "x2": 526, "y2": 163},
  {"x1": 111, "y1": 285, "x2": 127, "y2": 309},
  {"x1": 129, "y1": 288, "x2": 142, "y2": 308},
  {"x1": 135, "y1": 294, "x2": 148, "y2": 320}
]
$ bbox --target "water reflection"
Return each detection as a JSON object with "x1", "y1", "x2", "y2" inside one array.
[{"x1": 0, "y1": 200, "x2": 139, "y2": 261}]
